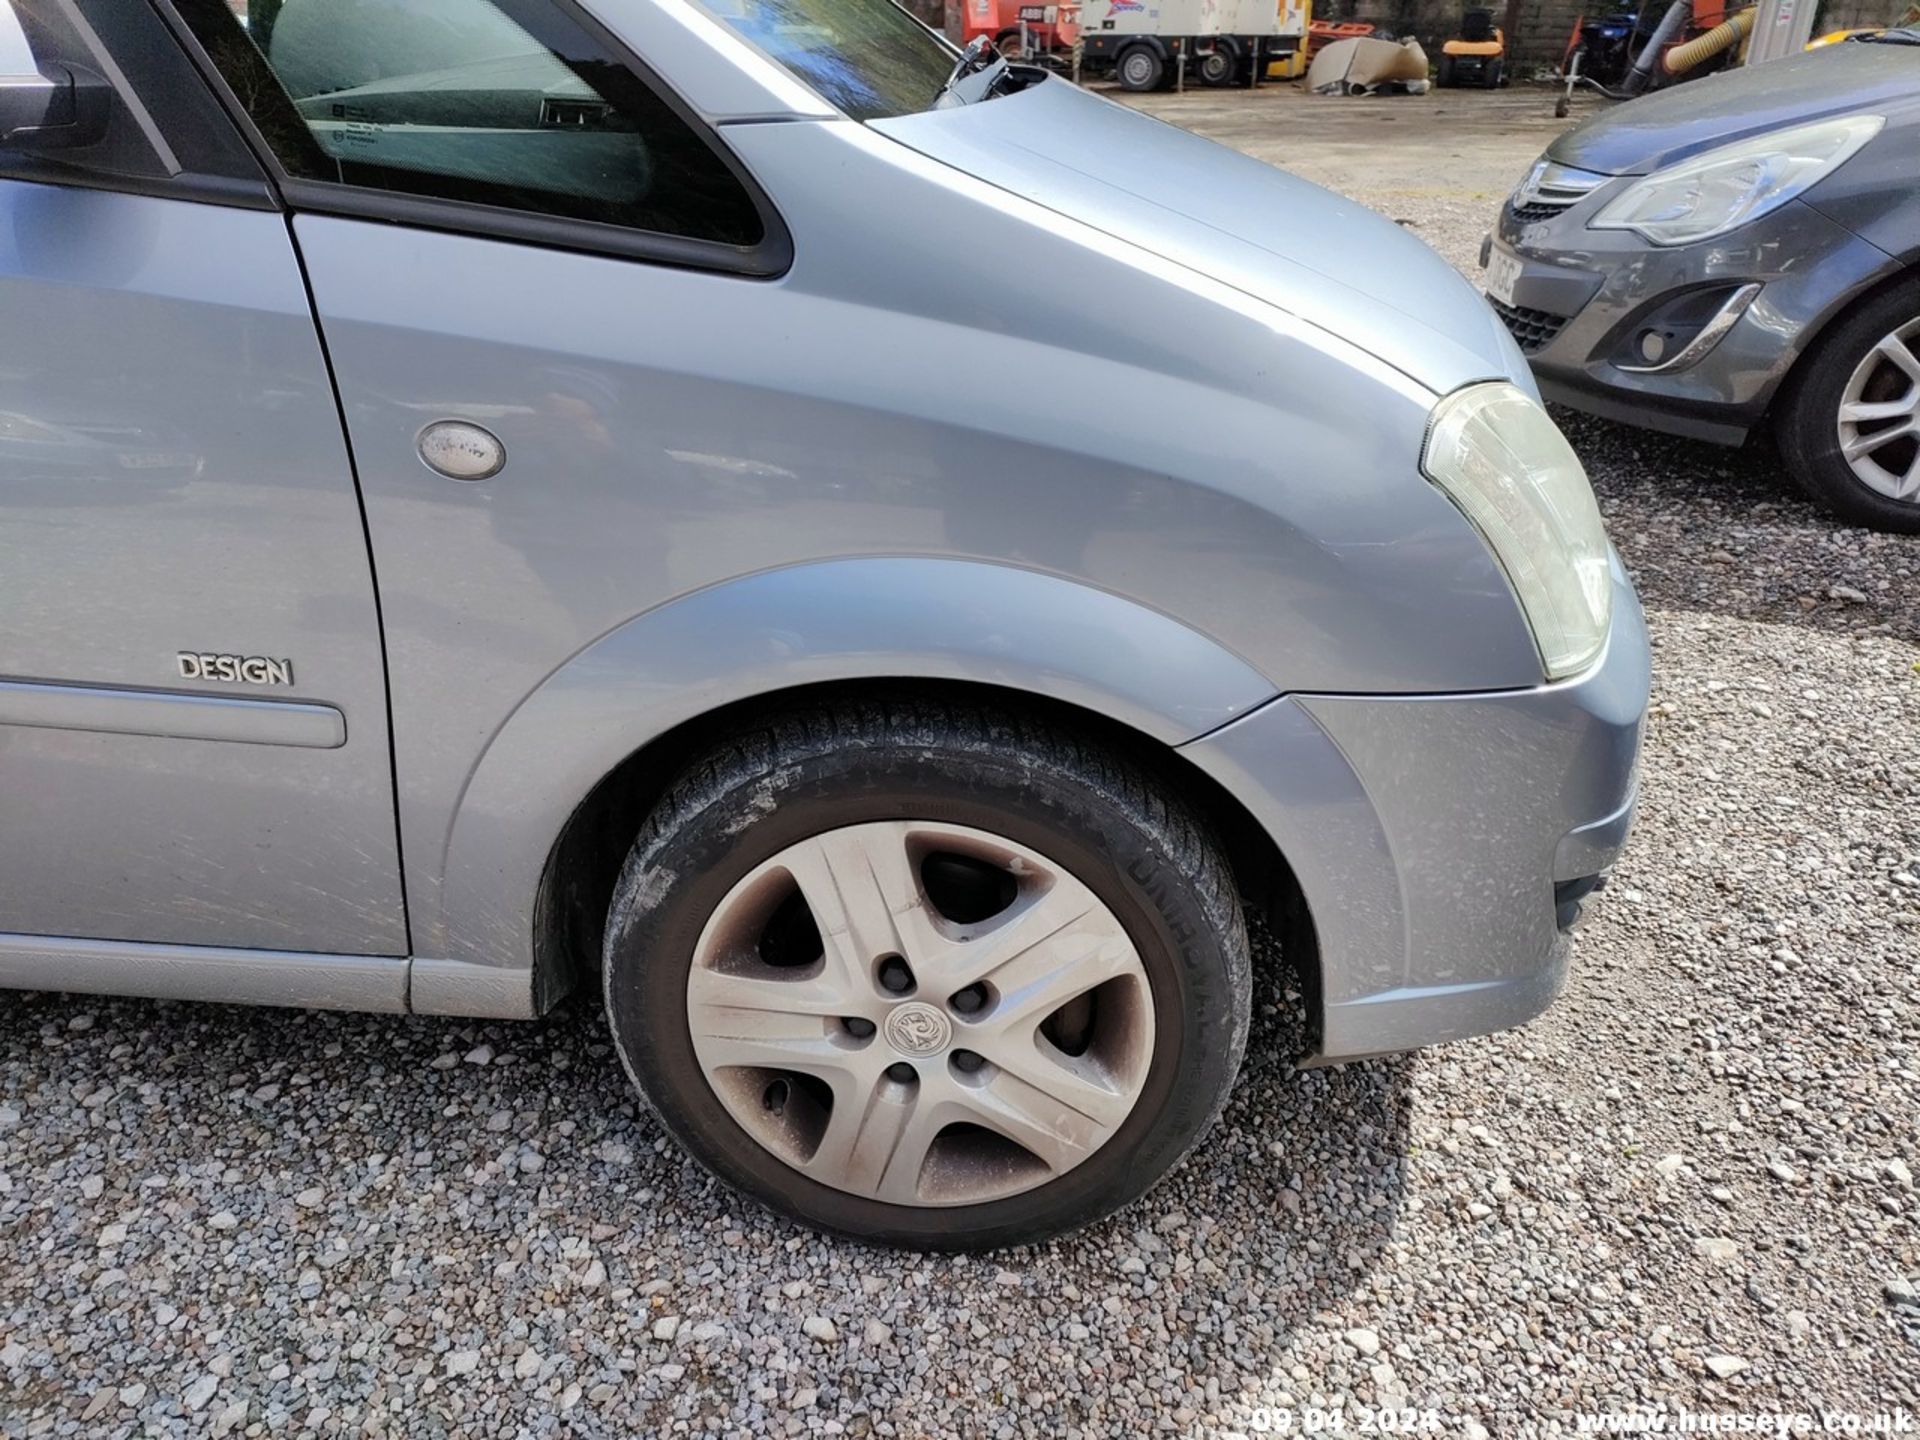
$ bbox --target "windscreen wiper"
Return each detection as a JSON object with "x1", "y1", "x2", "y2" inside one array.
[{"x1": 933, "y1": 34, "x2": 1007, "y2": 107}]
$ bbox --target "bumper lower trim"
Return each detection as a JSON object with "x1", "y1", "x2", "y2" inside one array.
[
  {"x1": 1537, "y1": 374, "x2": 1755, "y2": 444},
  {"x1": 1615, "y1": 282, "x2": 1762, "y2": 375}
]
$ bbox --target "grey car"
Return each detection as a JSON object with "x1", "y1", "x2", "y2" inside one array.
[
  {"x1": 0, "y1": 0, "x2": 1646, "y2": 1248},
  {"x1": 1484, "y1": 36, "x2": 1920, "y2": 531}
]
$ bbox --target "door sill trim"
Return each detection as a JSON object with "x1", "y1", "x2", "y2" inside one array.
[
  {"x1": 0, "y1": 933, "x2": 406, "y2": 1012},
  {"x1": 409, "y1": 957, "x2": 536, "y2": 1019}
]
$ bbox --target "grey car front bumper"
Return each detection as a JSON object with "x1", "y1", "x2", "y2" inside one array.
[
  {"x1": 1484, "y1": 194, "x2": 1894, "y2": 445},
  {"x1": 1181, "y1": 553, "x2": 1648, "y2": 1062}
]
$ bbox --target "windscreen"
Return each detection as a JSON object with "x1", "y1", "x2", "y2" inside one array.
[{"x1": 699, "y1": 0, "x2": 958, "y2": 120}]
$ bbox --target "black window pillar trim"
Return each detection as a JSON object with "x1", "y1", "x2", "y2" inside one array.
[{"x1": 146, "y1": 0, "x2": 794, "y2": 279}]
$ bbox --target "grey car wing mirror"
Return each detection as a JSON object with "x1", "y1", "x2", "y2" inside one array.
[{"x1": 0, "y1": 4, "x2": 109, "y2": 152}]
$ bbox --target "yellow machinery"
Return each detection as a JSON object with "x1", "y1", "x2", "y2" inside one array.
[
  {"x1": 1436, "y1": 7, "x2": 1506, "y2": 85},
  {"x1": 1266, "y1": 0, "x2": 1312, "y2": 76},
  {"x1": 1809, "y1": 3, "x2": 1920, "y2": 46}
]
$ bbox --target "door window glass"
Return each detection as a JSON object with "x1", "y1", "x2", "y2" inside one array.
[{"x1": 174, "y1": 0, "x2": 764, "y2": 246}]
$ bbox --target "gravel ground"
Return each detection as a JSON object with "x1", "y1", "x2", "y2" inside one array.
[{"x1": 4, "y1": 88, "x2": 1920, "y2": 1440}]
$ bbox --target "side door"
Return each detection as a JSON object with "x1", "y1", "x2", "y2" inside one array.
[
  {"x1": 161, "y1": 0, "x2": 793, "y2": 978},
  {"x1": 0, "y1": 1, "x2": 406, "y2": 957}
]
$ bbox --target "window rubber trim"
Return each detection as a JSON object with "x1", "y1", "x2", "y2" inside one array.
[
  {"x1": 0, "y1": 161, "x2": 276, "y2": 211},
  {"x1": 146, "y1": 0, "x2": 795, "y2": 279}
]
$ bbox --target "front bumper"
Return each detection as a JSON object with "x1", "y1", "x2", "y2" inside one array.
[
  {"x1": 1179, "y1": 553, "x2": 1648, "y2": 1062},
  {"x1": 1484, "y1": 193, "x2": 1894, "y2": 445}
]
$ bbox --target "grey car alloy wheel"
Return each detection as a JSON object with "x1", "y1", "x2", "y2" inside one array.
[
  {"x1": 685, "y1": 819, "x2": 1155, "y2": 1207},
  {"x1": 1836, "y1": 317, "x2": 1920, "y2": 503}
]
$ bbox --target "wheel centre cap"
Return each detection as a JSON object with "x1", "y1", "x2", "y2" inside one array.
[{"x1": 883, "y1": 1001, "x2": 951, "y2": 1058}]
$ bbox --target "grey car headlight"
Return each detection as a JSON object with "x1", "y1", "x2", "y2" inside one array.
[
  {"x1": 1590, "y1": 114, "x2": 1883, "y2": 246},
  {"x1": 1423, "y1": 383, "x2": 1612, "y2": 680}
]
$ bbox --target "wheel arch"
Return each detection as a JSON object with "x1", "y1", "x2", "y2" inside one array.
[
  {"x1": 414, "y1": 557, "x2": 1305, "y2": 1018},
  {"x1": 1768, "y1": 260, "x2": 1920, "y2": 429},
  {"x1": 534, "y1": 675, "x2": 1320, "y2": 1029}
]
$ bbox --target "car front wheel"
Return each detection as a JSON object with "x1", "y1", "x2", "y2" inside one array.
[
  {"x1": 602, "y1": 698, "x2": 1252, "y2": 1249},
  {"x1": 1776, "y1": 278, "x2": 1920, "y2": 533}
]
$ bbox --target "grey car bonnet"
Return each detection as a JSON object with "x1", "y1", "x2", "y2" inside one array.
[
  {"x1": 1547, "y1": 43, "x2": 1920, "y2": 175},
  {"x1": 870, "y1": 77, "x2": 1523, "y2": 397}
]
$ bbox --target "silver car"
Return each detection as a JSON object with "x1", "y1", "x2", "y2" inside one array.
[{"x1": 0, "y1": 0, "x2": 1646, "y2": 1248}]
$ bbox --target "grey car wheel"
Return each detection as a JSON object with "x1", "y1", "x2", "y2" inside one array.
[
  {"x1": 1776, "y1": 279, "x2": 1920, "y2": 534},
  {"x1": 602, "y1": 697, "x2": 1252, "y2": 1249},
  {"x1": 685, "y1": 820, "x2": 1156, "y2": 1206},
  {"x1": 1835, "y1": 317, "x2": 1920, "y2": 504}
]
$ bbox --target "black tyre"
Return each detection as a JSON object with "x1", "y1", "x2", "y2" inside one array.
[
  {"x1": 603, "y1": 698, "x2": 1252, "y2": 1250},
  {"x1": 995, "y1": 28, "x2": 1024, "y2": 58},
  {"x1": 1198, "y1": 44, "x2": 1237, "y2": 85},
  {"x1": 1436, "y1": 53, "x2": 1456, "y2": 86},
  {"x1": 1116, "y1": 45, "x2": 1165, "y2": 91},
  {"x1": 1774, "y1": 277, "x2": 1920, "y2": 533},
  {"x1": 1486, "y1": 57, "x2": 1505, "y2": 87}
]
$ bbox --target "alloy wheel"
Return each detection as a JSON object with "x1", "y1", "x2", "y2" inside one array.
[
  {"x1": 684, "y1": 820, "x2": 1155, "y2": 1207},
  {"x1": 1836, "y1": 317, "x2": 1920, "y2": 502}
]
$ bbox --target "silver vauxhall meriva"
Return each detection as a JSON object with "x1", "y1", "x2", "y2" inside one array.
[{"x1": 0, "y1": 0, "x2": 1647, "y2": 1248}]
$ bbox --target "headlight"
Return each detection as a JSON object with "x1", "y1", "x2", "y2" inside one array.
[
  {"x1": 1591, "y1": 114, "x2": 1883, "y2": 246},
  {"x1": 1423, "y1": 383, "x2": 1612, "y2": 680}
]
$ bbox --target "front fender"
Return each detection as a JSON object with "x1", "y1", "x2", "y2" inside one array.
[{"x1": 411, "y1": 557, "x2": 1276, "y2": 1015}]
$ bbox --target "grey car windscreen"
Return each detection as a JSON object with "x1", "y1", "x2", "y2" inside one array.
[{"x1": 696, "y1": 0, "x2": 962, "y2": 120}]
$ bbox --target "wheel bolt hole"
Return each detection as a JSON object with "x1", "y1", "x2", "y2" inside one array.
[
  {"x1": 949, "y1": 984, "x2": 989, "y2": 1016},
  {"x1": 951, "y1": 1049, "x2": 985, "y2": 1075},
  {"x1": 841, "y1": 1017, "x2": 876, "y2": 1040},
  {"x1": 877, "y1": 956, "x2": 915, "y2": 994},
  {"x1": 884, "y1": 1061, "x2": 918, "y2": 1085},
  {"x1": 762, "y1": 1078, "x2": 790, "y2": 1114}
]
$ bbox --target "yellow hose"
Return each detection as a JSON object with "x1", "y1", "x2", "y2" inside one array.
[{"x1": 1663, "y1": 6, "x2": 1755, "y2": 73}]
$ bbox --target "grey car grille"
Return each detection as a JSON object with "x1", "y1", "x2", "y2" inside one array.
[
  {"x1": 1507, "y1": 161, "x2": 1608, "y2": 225},
  {"x1": 1488, "y1": 298, "x2": 1568, "y2": 355},
  {"x1": 1510, "y1": 200, "x2": 1568, "y2": 223}
]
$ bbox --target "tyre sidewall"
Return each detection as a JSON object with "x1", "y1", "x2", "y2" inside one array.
[
  {"x1": 604, "y1": 742, "x2": 1246, "y2": 1250},
  {"x1": 1776, "y1": 277, "x2": 1920, "y2": 533}
]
